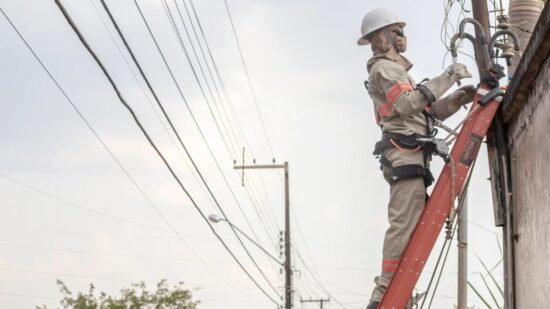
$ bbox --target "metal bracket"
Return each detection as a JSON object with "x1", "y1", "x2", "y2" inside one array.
[
  {"x1": 416, "y1": 137, "x2": 451, "y2": 162},
  {"x1": 478, "y1": 87, "x2": 505, "y2": 106}
]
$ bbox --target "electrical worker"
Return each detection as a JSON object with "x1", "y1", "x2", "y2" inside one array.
[{"x1": 357, "y1": 8, "x2": 477, "y2": 309}]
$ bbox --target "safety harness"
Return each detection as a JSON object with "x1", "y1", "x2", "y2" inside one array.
[{"x1": 370, "y1": 79, "x2": 450, "y2": 188}]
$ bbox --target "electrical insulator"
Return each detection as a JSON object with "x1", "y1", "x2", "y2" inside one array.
[
  {"x1": 497, "y1": 14, "x2": 510, "y2": 29},
  {"x1": 500, "y1": 43, "x2": 516, "y2": 58}
]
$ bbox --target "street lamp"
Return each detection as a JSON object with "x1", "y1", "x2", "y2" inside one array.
[
  {"x1": 208, "y1": 214, "x2": 283, "y2": 266},
  {"x1": 208, "y1": 214, "x2": 223, "y2": 224}
]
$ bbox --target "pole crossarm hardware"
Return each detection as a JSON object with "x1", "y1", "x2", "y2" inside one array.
[
  {"x1": 234, "y1": 162, "x2": 293, "y2": 309},
  {"x1": 300, "y1": 297, "x2": 330, "y2": 309},
  {"x1": 378, "y1": 16, "x2": 516, "y2": 308}
]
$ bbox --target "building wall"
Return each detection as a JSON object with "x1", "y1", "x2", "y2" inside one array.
[{"x1": 506, "y1": 52, "x2": 550, "y2": 308}]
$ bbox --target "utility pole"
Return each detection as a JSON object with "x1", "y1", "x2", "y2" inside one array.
[
  {"x1": 462, "y1": 2, "x2": 491, "y2": 309},
  {"x1": 457, "y1": 192, "x2": 468, "y2": 309},
  {"x1": 300, "y1": 297, "x2": 330, "y2": 309},
  {"x1": 234, "y1": 162, "x2": 292, "y2": 309}
]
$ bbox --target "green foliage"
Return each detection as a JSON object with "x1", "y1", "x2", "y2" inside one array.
[{"x1": 37, "y1": 279, "x2": 200, "y2": 309}]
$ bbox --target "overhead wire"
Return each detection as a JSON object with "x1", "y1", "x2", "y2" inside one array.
[
  {"x1": 0, "y1": 7, "x2": 210, "y2": 272},
  {"x1": 420, "y1": 157, "x2": 478, "y2": 309},
  {"x1": 179, "y1": 0, "x2": 283, "y2": 238},
  {"x1": 52, "y1": 1, "x2": 281, "y2": 304},
  {"x1": 179, "y1": 1, "x2": 284, "y2": 259},
  {"x1": 0, "y1": 173, "x2": 169, "y2": 233},
  {"x1": 294, "y1": 249, "x2": 349, "y2": 309},
  {"x1": 121, "y1": 0, "x2": 277, "y2": 251},
  {"x1": 97, "y1": 2, "x2": 284, "y2": 288},
  {"x1": 171, "y1": 0, "x2": 243, "y2": 158},
  {"x1": 88, "y1": 0, "x2": 219, "y2": 213},
  {"x1": 159, "y1": 0, "x2": 239, "y2": 161},
  {"x1": 177, "y1": 2, "x2": 286, "y2": 282},
  {"x1": 157, "y1": 0, "x2": 280, "y2": 251},
  {"x1": 94, "y1": 0, "x2": 282, "y2": 300},
  {"x1": 221, "y1": 0, "x2": 276, "y2": 159},
  {"x1": 129, "y1": 0, "x2": 283, "y2": 289}
]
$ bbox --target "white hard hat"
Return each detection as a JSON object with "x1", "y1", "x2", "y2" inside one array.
[{"x1": 357, "y1": 8, "x2": 406, "y2": 46}]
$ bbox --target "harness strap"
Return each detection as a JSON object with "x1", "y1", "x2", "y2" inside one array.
[
  {"x1": 373, "y1": 132, "x2": 436, "y2": 187},
  {"x1": 390, "y1": 164, "x2": 435, "y2": 187}
]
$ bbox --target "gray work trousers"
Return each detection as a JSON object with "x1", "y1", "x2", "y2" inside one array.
[{"x1": 370, "y1": 147, "x2": 427, "y2": 307}]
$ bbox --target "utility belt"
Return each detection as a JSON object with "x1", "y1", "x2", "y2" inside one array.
[{"x1": 373, "y1": 132, "x2": 450, "y2": 187}]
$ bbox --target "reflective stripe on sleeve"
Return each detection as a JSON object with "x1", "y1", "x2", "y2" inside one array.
[
  {"x1": 376, "y1": 82, "x2": 413, "y2": 121},
  {"x1": 385, "y1": 82, "x2": 413, "y2": 105}
]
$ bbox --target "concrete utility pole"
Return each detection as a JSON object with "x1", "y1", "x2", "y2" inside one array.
[
  {"x1": 457, "y1": 193, "x2": 468, "y2": 309},
  {"x1": 234, "y1": 162, "x2": 292, "y2": 309},
  {"x1": 463, "y1": 2, "x2": 492, "y2": 309},
  {"x1": 300, "y1": 297, "x2": 330, "y2": 309}
]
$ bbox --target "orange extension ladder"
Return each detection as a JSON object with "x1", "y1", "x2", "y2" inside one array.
[{"x1": 378, "y1": 82, "x2": 506, "y2": 309}]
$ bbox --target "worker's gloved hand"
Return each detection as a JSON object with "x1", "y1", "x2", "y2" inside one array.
[
  {"x1": 431, "y1": 85, "x2": 477, "y2": 120},
  {"x1": 455, "y1": 85, "x2": 477, "y2": 105},
  {"x1": 420, "y1": 63, "x2": 473, "y2": 103},
  {"x1": 445, "y1": 63, "x2": 472, "y2": 83}
]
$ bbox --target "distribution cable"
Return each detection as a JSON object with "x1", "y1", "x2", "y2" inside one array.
[
  {"x1": 0, "y1": 173, "x2": 169, "y2": 233},
  {"x1": 0, "y1": 7, "x2": 207, "y2": 268},
  {"x1": 100, "y1": 0, "x2": 282, "y2": 296},
  {"x1": 164, "y1": 0, "x2": 241, "y2": 159},
  {"x1": 134, "y1": 0, "x2": 283, "y2": 282},
  {"x1": 160, "y1": 0, "x2": 239, "y2": 161},
  {"x1": 222, "y1": 0, "x2": 276, "y2": 159},
  {"x1": 161, "y1": 0, "x2": 281, "y2": 248},
  {"x1": 184, "y1": 0, "x2": 283, "y2": 234},
  {"x1": 53, "y1": 1, "x2": 280, "y2": 304},
  {"x1": 120, "y1": 0, "x2": 268, "y2": 246},
  {"x1": 88, "y1": 0, "x2": 219, "y2": 213}
]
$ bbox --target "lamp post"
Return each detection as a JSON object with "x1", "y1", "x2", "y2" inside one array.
[{"x1": 208, "y1": 214, "x2": 283, "y2": 266}]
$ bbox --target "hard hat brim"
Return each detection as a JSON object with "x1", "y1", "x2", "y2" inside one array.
[{"x1": 356, "y1": 22, "x2": 406, "y2": 46}]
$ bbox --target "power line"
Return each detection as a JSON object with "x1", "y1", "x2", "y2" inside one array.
[
  {"x1": 88, "y1": 0, "x2": 220, "y2": 214},
  {"x1": 160, "y1": 0, "x2": 238, "y2": 161},
  {"x1": 182, "y1": 0, "x2": 283, "y2": 237},
  {"x1": 0, "y1": 173, "x2": 169, "y2": 233},
  {"x1": 294, "y1": 249, "x2": 349, "y2": 309},
  {"x1": 185, "y1": 0, "x2": 252, "y2": 155},
  {"x1": 221, "y1": 0, "x2": 276, "y2": 159},
  {"x1": 174, "y1": 0, "x2": 244, "y2": 155},
  {"x1": 100, "y1": 0, "x2": 281, "y2": 297},
  {"x1": 120, "y1": 0, "x2": 270, "y2": 248},
  {"x1": 52, "y1": 1, "x2": 280, "y2": 304},
  {"x1": 168, "y1": 0, "x2": 243, "y2": 160},
  {"x1": 166, "y1": 0, "x2": 283, "y2": 245},
  {"x1": 157, "y1": 0, "x2": 278, "y2": 246},
  {"x1": 0, "y1": 7, "x2": 207, "y2": 268}
]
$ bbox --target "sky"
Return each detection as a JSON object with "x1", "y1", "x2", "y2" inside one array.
[{"x1": 0, "y1": 0, "x2": 508, "y2": 308}]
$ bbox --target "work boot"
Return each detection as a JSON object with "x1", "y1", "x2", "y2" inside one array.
[{"x1": 366, "y1": 301, "x2": 379, "y2": 309}]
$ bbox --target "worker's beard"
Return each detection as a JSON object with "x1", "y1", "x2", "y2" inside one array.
[{"x1": 395, "y1": 37, "x2": 407, "y2": 53}]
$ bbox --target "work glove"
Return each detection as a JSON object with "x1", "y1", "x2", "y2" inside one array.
[
  {"x1": 444, "y1": 63, "x2": 473, "y2": 83},
  {"x1": 431, "y1": 85, "x2": 477, "y2": 120},
  {"x1": 420, "y1": 63, "x2": 473, "y2": 103}
]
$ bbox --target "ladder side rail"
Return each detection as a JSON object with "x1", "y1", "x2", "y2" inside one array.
[{"x1": 379, "y1": 86, "x2": 502, "y2": 308}]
